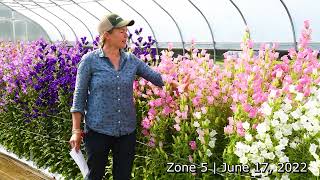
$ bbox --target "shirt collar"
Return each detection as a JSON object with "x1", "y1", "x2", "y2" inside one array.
[{"x1": 98, "y1": 48, "x2": 125, "y2": 58}]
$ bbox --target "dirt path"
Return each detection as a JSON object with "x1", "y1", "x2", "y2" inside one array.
[{"x1": 0, "y1": 153, "x2": 51, "y2": 180}]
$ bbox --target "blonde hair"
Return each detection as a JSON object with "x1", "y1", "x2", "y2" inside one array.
[
  {"x1": 99, "y1": 34, "x2": 106, "y2": 48},
  {"x1": 98, "y1": 29, "x2": 113, "y2": 48}
]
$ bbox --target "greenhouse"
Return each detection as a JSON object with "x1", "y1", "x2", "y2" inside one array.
[{"x1": 0, "y1": 0, "x2": 320, "y2": 179}]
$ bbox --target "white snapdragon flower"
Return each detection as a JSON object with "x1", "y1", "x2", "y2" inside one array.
[
  {"x1": 261, "y1": 151, "x2": 270, "y2": 160},
  {"x1": 275, "y1": 145, "x2": 285, "y2": 154},
  {"x1": 264, "y1": 135, "x2": 273, "y2": 149},
  {"x1": 271, "y1": 119, "x2": 280, "y2": 127},
  {"x1": 308, "y1": 161, "x2": 320, "y2": 176},
  {"x1": 261, "y1": 102, "x2": 272, "y2": 116},
  {"x1": 209, "y1": 138, "x2": 216, "y2": 148},
  {"x1": 279, "y1": 155, "x2": 289, "y2": 163},
  {"x1": 274, "y1": 130, "x2": 283, "y2": 140},
  {"x1": 289, "y1": 142, "x2": 297, "y2": 149},
  {"x1": 309, "y1": 143, "x2": 317, "y2": 154},
  {"x1": 295, "y1": 92, "x2": 304, "y2": 101},
  {"x1": 289, "y1": 85, "x2": 296, "y2": 93},
  {"x1": 242, "y1": 121, "x2": 250, "y2": 130},
  {"x1": 282, "y1": 103, "x2": 292, "y2": 112},
  {"x1": 306, "y1": 107, "x2": 320, "y2": 117},
  {"x1": 209, "y1": 130, "x2": 217, "y2": 137},
  {"x1": 278, "y1": 110, "x2": 289, "y2": 123},
  {"x1": 275, "y1": 150, "x2": 285, "y2": 158},
  {"x1": 256, "y1": 122, "x2": 269, "y2": 135},
  {"x1": 279, "y1": 138, "x2": 289, "y2": 147},
  {"x1": 265, "y1": 152, "x2": 275, "y2": 160},
  {"x1": 273, "y1": 109, "x2": 282, "y2": 120},
  {"x1": 250, "y1": 144, "x2": 259, "y2": 154},
  {"x1": 193, "y1": 121, "x2": 200, "y2": 128},
  {"x1": 282, "y1": 124, "x2": 292, "y2": 136},
  {"x1": 245, "y1": 133, "x2": 253, "y2": 142},
  {"x1": 304, "y1": 99, "x2": 317, "y2": 110},
  {"x1": 309, "y1": 144, "x2": 319, "y2": 159},
  {"x1": 193, "y1": 112, "x2": 202, "y2": 119},
  {"x1": 291, "y1": 122, "x2": 301, "y2": 131},
  {"x1": 300, "y1": 115, "x2": 309, "y2": 125},
  {"x1": 201, "y1": 107, "x2": 207, "y2": 114},
  {"x1": 235, "y1": 142, "x2": 251, "y2": 158},
  {"x1": 290, "y1": 108, "x2": 302, "y2": 119},
  {"x1": 206, "y1": 149, "x2": 212, "y2": 157},
  {"x1": 303, "y1": 119, "x2": 316, "y2": 133}
]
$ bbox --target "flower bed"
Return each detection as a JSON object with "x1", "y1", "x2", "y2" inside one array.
[{"x1": 0, "y1": 21, "x2": 319, "y2": 179}]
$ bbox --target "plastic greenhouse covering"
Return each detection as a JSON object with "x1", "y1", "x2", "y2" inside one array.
[{"x1": 1, "y1": 0, "x2": 320, "y2": 51}]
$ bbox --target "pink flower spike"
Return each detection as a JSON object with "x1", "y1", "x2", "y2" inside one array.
[
  {"x1": 162, "y1": 106, "x2": 172, "y2": 116},
  {"x1": 142, "y1": 117, "x2": 151, "y2": 129},
  {"x1": 207, "y1": 96, "x2": 214, "y2": 105},
  {"x1": 189, "y1": 141, "x2": 197, "y2": 150},
  {"x1": 224, "y1": 125, "x2": 234, "y2": 134},
  {"x1": 236, "y1": 121, "x2": 243, "y2": 129},
  {"x1": 228, "y1": 117, "x2": 234, "y2": 125},
  {"x1": 173, "y1": 123, "x2": 181, "y2": 131},
  {"x1": 249, "y1": 108, "x2": 258, "y2": 118},
  {"x1": 181, "y1": 111, "x2": 188, "y2": 119},
  {"x1": 148, "y1": 108, "x2": 157, "y2": 116},
  {"x1": 237, "y1": 127, "x2": 245, "y2": 137}
]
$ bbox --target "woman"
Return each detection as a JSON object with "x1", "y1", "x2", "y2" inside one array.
[{"x1": 69, "y1": 13, "x2": 167, "y2": 180}]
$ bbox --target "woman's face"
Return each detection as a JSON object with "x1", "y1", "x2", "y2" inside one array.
[{"x1": 106, "y1": 26, "x2": 128, "y2": 49}]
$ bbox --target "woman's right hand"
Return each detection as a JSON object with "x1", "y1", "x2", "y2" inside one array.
[{"x1": 69, "y1": 133, "x2": 82, "y2": 152}]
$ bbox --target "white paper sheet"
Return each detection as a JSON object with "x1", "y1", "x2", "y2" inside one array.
[{"x1": 69, "y1": 148, "x2": 89, "y2": 178}]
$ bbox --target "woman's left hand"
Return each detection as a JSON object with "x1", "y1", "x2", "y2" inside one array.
[{"x1": 170, "y1": 74, "x2": 190, "y2": 94}]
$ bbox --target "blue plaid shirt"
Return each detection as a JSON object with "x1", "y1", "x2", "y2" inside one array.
[{"x1": 70, "y1": 48, "x2": 164, "y2": 137}]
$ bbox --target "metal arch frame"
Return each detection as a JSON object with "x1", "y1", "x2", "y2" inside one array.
[
  {"x1": 69, "y1": 0, "x2": 100, "y2": 21},
  {"x1": 92, "y1": 0, "x2": 112, "y2": 13},
  {"x1": 26, "y1": 0, "x2": 78, "y2": 41},
  {"x1": 91, "y1": 0, "x2": 135, "y2": 45},
  {"x1": 151, "y1": 0, "x2": 185, "y2": 54},
  {"x1": 1, "y1": 1, "x2": 62, "y2": 41},
  {"x1": 279, "y1": 0, "x2": 297, "y2": 51},
  {"x1": 229, "y1": 0, "x2": 250, "y2": 38},
  {"x1": 188, "y1": 0, "x2": 216, "y2": 61},
  {"x1": 47, "y1": 0, "x2": 94, "y2": 42},
  {"x1": 121, "y1": 0, "x2": 159, "y2": 55}
]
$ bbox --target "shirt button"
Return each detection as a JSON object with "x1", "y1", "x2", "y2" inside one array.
[
  {"x1": 117, "y1": 75, "x2": 120, "y2": 78},
  {"x1": 117, "y1": 87, "x2": 120, "y2": 90},
  {"x1": 118, "y1": 121, "x2": 121, "y2": 124},
  {"x1": 118, "y1": 98, "x2": 120, "y2": 101},
  {"x1": 118, "y1": 109, "x2": 121, "y2": 112}
]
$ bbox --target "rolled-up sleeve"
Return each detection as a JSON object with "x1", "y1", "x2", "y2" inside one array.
[
  {"x1": 70, "y1": 54, "x2": 92, "y2": 115},
  {"x1": 135, "y1": 55, "x2": 164, "y2": 87}
]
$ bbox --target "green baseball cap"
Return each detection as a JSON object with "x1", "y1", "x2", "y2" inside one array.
[{"x1": 98, "y1": 13, "x2": 134, "y2": 35}]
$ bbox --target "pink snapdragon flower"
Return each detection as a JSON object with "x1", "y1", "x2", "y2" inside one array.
[{"x1": 189, "y1": 141, "x2": 197, "y2": 150}]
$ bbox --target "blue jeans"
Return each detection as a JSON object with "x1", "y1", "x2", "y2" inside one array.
[{"x1": 84, "y1": 128, "x2": 136, "y2": 180}]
